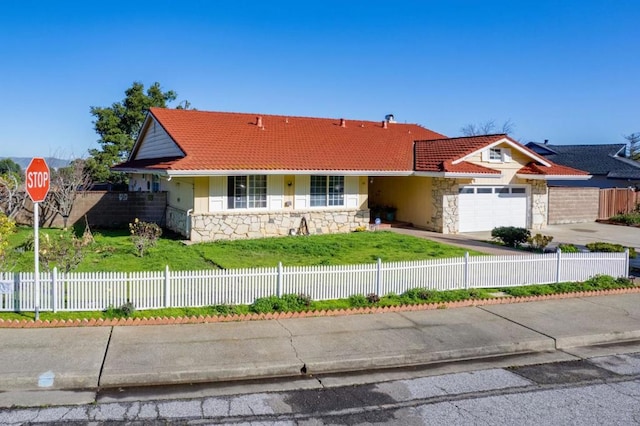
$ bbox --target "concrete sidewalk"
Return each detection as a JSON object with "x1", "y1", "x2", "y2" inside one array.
[{"x1": 2, "y1": 292, "x2": 640, "y2": 407}]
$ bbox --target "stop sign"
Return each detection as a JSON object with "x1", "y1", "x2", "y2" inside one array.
[{"x1": 25, "y1": 158, "x2": 50, "y2": 203}]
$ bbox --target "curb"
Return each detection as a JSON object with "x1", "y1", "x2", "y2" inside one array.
[{"x1": 2, "y1": 287, "x2": 640, "y2": 329}]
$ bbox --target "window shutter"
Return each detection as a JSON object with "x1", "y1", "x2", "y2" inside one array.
[
  {"x1": 481, "y1": 149, "x2": 489, "y2": 162},
  {"x1": 294, "y1": 175, "x2": 310, "y2": 209},
  {"x1": 501, "y1": 148, "x2": 512, "y2": 163},
  {"x1": 209, "y1": 176, "x2": 226, "y2": 211},
  {"x1": 268, "y1": 175, "x2": 284, "y2": 209},
  {"x1": 345, "y1": 176, "x2": 358, "y2": 208}
]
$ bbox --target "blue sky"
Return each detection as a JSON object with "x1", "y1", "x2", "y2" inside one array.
[{"x1": 1, "y1": 1, "x2": 638, "y2": 158}]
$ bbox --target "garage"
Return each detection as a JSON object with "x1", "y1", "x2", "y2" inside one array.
[{"x1": 458, "y1": 185, "x2": 528, "y2": 232}]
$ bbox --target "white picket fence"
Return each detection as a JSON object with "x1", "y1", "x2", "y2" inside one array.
[{"x1": 0, "y1": 251, "x2": 629, "y2": 313}]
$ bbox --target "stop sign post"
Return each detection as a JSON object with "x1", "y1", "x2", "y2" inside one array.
[{"x1": 25, "y1": 158, "x2": 50, "y2": 320}]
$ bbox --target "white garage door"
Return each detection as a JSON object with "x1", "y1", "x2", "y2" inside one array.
[{"x1": 458, "y1": 186, "x2": 528, "y2": 232}]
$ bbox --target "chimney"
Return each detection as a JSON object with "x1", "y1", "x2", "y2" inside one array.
[
  {"x1": 384, "y1": 114, "x2": 396, "y2": 123},
  {"x1": 382, "y1": 120, "x2": 388, "y2": 129},
  {"x1": 544, "y1": 139, "x2": 549, "y2": 144},
  {"x1": 256, "y1": 116, "x2": 263, "y2": 128},
  {"x1": 340, "y1": 118, "x2": 346, "y2": 128}
]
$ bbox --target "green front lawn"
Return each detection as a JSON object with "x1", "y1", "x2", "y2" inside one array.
[{"x1": 5, "y1": 227, "x2": 485, "y2": 272}]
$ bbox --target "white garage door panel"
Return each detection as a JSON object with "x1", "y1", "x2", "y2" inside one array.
[{"x1": 458, "y1": 186, "x2": 527, "y2": 232}]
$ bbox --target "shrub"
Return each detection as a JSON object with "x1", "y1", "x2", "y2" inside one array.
[
  {"x1": 586, "y1": 242, "x2": 637, "y2": 258},
  {"x1": 39, "y1": 229, "x2": 87, "y2": 273},
  {"x1": 250, "y1": 293, "x2": 312, "y2": 313},
  {"x1": 0, "y1": 213, "x2": 16, "y2": 268},
  {"x1": 401, "y1": 287, "x2": 434, "y2": 302},
  {"x1": 557, "y1": 243, "x2": 580, "y2": 253},
  {"x1": 366, "y1": 293, "x2": 380, "y2": 304},
  {"x1": 609, "y1": 212, "x2": 640, "y2": 225},
  {"x1": 491, "y1": 227, "x2": 531, "y2": 248},
  {"x1": 527, "y1": 233, "x2": 553, "y2": 251},
  {"x1": 104, "y1": 302, "x2": 136, "y2": 318},
  {"x1": 250, "y1": 296, "x2": 280, "y2": 313},
  {"x1": 129, "y1": 219, "x2": 162, "y2": 257},
  {"x1": 348, "y1": 294, "x2": 368, "y2": 308}
]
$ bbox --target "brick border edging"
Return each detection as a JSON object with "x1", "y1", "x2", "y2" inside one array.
[{"x1": 2, "y1": 286, "x2": 640, "y2": 329}]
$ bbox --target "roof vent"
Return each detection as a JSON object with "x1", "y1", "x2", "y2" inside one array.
[
  {"x1": 385, "y1": 114, "x2": 396, "y2": 123},
  {"x1": 382, "y1": 120, "x2": 388, "y2": 129},
  {"x1": 544, "y1": 139, "x2": 549, "y2": 144},
  {"x1": 256, "y1": 116, "x2": 263, "y2": 128},
  {"x1": 340, "y1": 118, "x2": 346, "y2": 128}
]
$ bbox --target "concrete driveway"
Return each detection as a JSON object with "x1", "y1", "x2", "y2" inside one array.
[{"x1": 461, "y1": 222, "x2": 640, "y2": 250}]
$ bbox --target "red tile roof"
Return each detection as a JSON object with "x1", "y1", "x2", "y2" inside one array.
[
  {"x1": 517, "y1": 162, "x2": 589, "y2": 176},
  {"x1": 414, "y1": 134, "x2": 510, "y2": 174},
  {"x1": 414, "y1": 134, "x2": 589, "y2": 177},
  {"x1": 116, "y1": 110, "x2": 589, "y2": 179},
  {"x1": 124, "y1": 108, "x2": 446, "y2": 172}
]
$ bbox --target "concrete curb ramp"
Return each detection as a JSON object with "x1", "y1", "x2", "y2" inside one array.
[{"x1": 1, "y1": 293, "x2": 640, "y2": 392}]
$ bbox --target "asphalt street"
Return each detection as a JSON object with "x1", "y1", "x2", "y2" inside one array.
[{"x1": 3, "y1": 344, "x2": 640, "y2": 424}]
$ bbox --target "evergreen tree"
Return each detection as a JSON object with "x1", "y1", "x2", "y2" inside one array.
[{"x1": 86, "y1": 82, "x2": 179, "y2": 184}]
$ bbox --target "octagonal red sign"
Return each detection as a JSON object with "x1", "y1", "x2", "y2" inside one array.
[{"x1": 25, "y1": 158, "x2": 50, "y2": 203}]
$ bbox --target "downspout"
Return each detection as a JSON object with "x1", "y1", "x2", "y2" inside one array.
[{"x1": 186, "y1": 209, "x2": 193, "y2": 239}]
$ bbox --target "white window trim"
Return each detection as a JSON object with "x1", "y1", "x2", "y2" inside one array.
[{"x1": 227, "y1": 175, "x2": 268, "y2": 210}]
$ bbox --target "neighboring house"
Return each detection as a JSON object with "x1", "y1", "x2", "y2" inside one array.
[
  {"x1": 114, "y1": 109, "x2": 589, "y2": 240},
  {"x1": 525, "y1": 142, "x2": 640, "y2": 188}
]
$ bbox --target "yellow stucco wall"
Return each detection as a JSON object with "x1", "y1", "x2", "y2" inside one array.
[
  {"x1": 465, "y1": 144, "x2": 533, "y2": 185},
  {"x1": 369, "y1": 176, "x2": 433, "y2": 228},
  {"x1": 193, "y1": 177, "x2": 209, "y2": 213},
  {"x1": 164, "y1": 177, "x2": 194, "y2": 212}
]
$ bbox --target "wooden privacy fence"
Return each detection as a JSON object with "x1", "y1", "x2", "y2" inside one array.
[
  {"x1": 599, "y1": 188, "x2": 640, "y2": 220},
  {"x1": 0, "y1": 251, "x2": 629, "y2": 313}
]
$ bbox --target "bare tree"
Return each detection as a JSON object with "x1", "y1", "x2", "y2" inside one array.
[
  {"x1": 624, "y1": 132, "x2": 640, "y2": 160},
  {"x1": 0, "y1": 173, "x2": 27, "y2": 219},
  {"x1": 46, "y1": 159, "x2": 93, "y2": 228},
  {"x1": 460, "y1": 119, "x2": 515, "y2": 136}
]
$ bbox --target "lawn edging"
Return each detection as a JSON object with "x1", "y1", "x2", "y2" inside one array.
[{"x1": 2, "y1": 286, "x2": 639, "y2": 328}]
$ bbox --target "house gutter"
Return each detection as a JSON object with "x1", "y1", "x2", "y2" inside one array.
[
  {"x1": 164, "y1": 169, "x2": 414, "y2": 177},
  {"x1": 413, "y1": 171, "x2": 502, "y2": 179},
  {"x1": 516, "y1": 174, "x2": 592, "y2": 180}
]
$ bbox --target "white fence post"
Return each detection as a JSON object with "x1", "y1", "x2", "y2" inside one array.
[
  {"x1": 52, "y1": 267, "x2": 58, "y2": 313},
  {"x1": 464, "y1": 252, "x2": 469, "y2": 290},
  {"x1": 164, "y1": 265, "x2": 170, "y2": 308},
  {"x1": 13, "y1": 272, "x2": 20, "y2": 312},
  {"x1": 277, "y1": 262, "x2": 283, "y2": 297},
  {"x1": 376, "y1": 258, "x2": 382, "y2": 296},
  {"x1": 625, "y1": 248, "x2": 630, "y2": 277},
  {"x1": 556, "y1": 248, "x2": 562, "y2": 283}
]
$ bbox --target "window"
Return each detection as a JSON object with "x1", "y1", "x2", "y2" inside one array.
[
  {"x1": 496, "y1": 187, "x2": 510, "y2": 194},
  {"x1": 477, "y1": 188, "x2": 492, "y2": 194},
  {"x1": 459, "y1": 187, "x2": 474, "y2": 194},
  {"x1": 512, "y1": 187, "x2": 526, "y2": 194},
  {"x1": 489, "y1": 148, "x2": 502, "y2": 161},
  {"x1": 227, "y1": 175, "x2": 267, "y2": 209},
  {"x1": 310, "y1": 176, "x2": 344, "y2": 207}
]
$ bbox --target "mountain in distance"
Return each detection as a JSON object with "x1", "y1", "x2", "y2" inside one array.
[{"x1": 2, "y1": 157, "x2": 71, "y2": 170}]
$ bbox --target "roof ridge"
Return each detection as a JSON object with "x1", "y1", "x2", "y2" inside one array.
[
  {"x1": 149, "y1": 107, "x2": 427, "y2": 127},
  {"x1": 415, "y1": 133, "x2": 507, "y2": 143}
]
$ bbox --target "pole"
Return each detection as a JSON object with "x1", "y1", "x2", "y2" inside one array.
[{"x1": 34, "y1": 202, "x2": 40, "y2": 320}]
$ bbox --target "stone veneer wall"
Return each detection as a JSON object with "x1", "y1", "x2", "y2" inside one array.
[
  {"x1": 190, "y1": 209, "x2": 370, "y2": 242},
  {"x1": 528, "y1": 180, "x2": 548, "y2": 229},
  {"x1": 430, "y1": 178, "x2": 459, "y2": 234}
]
